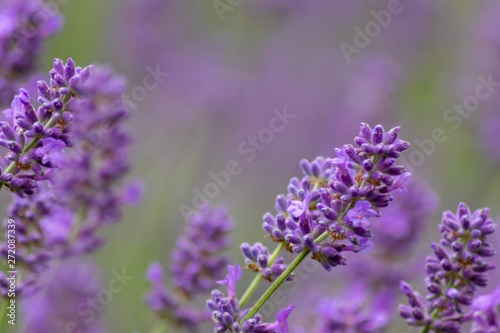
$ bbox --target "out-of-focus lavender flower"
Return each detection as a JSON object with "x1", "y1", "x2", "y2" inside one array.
[
  {"x1": 471, "y1": 284, "x2": 500, "y2": 333},
  {"x1": 0, "y1": 59, "x2": 137, "y2": 301},
  {"x1": 43, "y1": 65, "x2": 136, "y2": 255},
  {"x1": 145, "y1": 262, "x2": 207, "y2": 331},
  {"x1": 144, "y1": 205, "x2": 232, "y2": 331},
  {"x1": 0, "y1": 0, "x2": 63, "y2": 106},
  {"x1": 22, "y1": 259, "x2": 106, "y2": 333},
  {"x1": 399, "y1": 203, "x2": 497, "y2": 332},
  {"x1": 170, "y1": 205, "x2": 233, "y2": 298},
  {"x1": 315, "y1": 283, "x2": 394, "y2": 333},
  {"x1": 263, "y1": 123, "x2": 410, "y2": 271},
  {"x1": 241, "y1": 242, "x2": 294, "y2": 283}
]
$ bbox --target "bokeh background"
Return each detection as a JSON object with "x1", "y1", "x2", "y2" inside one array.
[{"x1": 2, "y1": 0, "x2": 500, "y2": 332}]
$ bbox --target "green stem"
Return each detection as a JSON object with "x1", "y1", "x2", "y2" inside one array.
[
  {"x1": 241, "y1": 248, "x2": 310, "y2": 324},
  {"x1": 239, "y1": 242, "x2": 285, "y2": 308}
]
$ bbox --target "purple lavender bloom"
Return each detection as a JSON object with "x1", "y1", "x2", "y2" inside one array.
[
  {"x1": 262, "y1": 123, "x2": 410, "y2": 271},
  {"x1": 1, "y1": 60, "x2": 137, "y2": 303},
  {"x1": 21, "y1": 259, "x2": 106, "y2": 333},
  {"x1": 241, "y1": 242, "x2": 294, "y2": 283},
  {"x1": 170, "y1": 205, "x2": 233, "y2": 298},
  {"x1": 399, "y1": 203, "x2": 497, "y2": 332},
  {"x1": 0, "y1": 0, "x2": 63, "y2": 106},
  {"x1": 36, "y1": 65, "x2": 136, "y2": 256}
]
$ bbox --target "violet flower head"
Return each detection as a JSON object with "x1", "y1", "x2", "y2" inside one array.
[
  {"x1": 0, "y1": 0, "x2": 63, "y2": 106},
  {"x1": 399, "y1": 203, "x2": 497, "y2": 332},
  {"x1": 241, "y1": 242, "x2": 295, "y2": 283},
  {"x1": 262, "y1": 123, "x2": 410, "y2": 271},
  {"x1": 170, "y1": 204, "x2": 233, "y2": 298}
]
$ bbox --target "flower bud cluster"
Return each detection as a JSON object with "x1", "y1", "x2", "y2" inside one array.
[{"x1": 399, "y1": 203, "x2": 497, "y2": 332}]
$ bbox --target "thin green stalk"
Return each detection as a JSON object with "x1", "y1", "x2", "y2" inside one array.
[
  {"x1": 239, "y1": 242, "x2": 285, "y2": 308},
  {"x1": 241, "y1": 248, "x2": 310, "y2": 323}
]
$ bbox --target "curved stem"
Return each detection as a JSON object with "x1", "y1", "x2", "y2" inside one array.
[
  {"x1": 241, "y1": 248, "x2": 310, "y2": 323},
  {"x1": 239, "y1": 242, "x2": 285, "y2": 308}
]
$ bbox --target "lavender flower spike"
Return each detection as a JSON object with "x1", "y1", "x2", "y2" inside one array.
[
  {"x1": 170, "y1": 204, "x2": 233, "y2": 298},
  {"x1": 262, "y1": 123, "x2": 411, "y2": 271},
  {"x1": 399, "y1": 203, "x2": 497, "y2": 333},
  {"x1": 241, "y1": 242, "x2": 295, "y2": 282}
]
